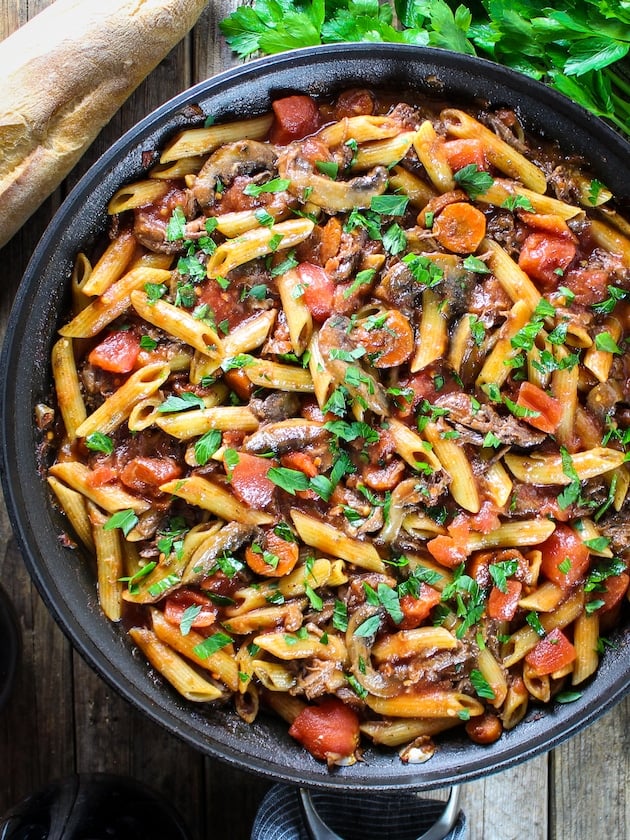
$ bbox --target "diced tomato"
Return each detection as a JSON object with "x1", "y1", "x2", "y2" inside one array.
[
  {"x1": 467, "y1": 501, "x2": 501, "y2": 535},
  {"x1": 198, "y1": 570, "x2": 240, "y2": 601},
  {"x1": 288, "y1": 696, "x2": 360, "y2": 763},
  {"x1": 269, "y1": 95, "x2": 321, "y2": 144},
  {"x1": 163, "y1": 589, "x2": 217, "y2": 629},
  {"x1": 518, "y1": 232, "x2": 577, "y2": 288},
  {"x1": 443, "y1": 139, "x2": 487, "y2": 172},
  {"x1": 427, "y1": 512, "x2": 474, "y2": 568},
  {"x1": 280, "y1": 451, "x2": 319, "y2": 478},
  {"x1": 539, "y1": 524, "x2": 590, "y2": 589},
  {"x1": 487, "y1": 579, "x2": 523, "y2": 621},
  {"x1": 297, "y1": 262, "x2": 335, "y2": 323},
  {"x1": 427, "y1": 534, "x2": 468, "y2": 568},
  {"x1": 88, "y1": 330, "x2": 140, "y2": 374},
  {"x1": 228, "y1": 452, "x2": 276, "y2": 510},
  {"x1": 120, "y1": 457, "x2": 182, "y2": 492},
  {"x1": 595, "y1": 571, "x2": 630, "y2": 614},
  {"x1": 397, "y1": 585, "x2": 442, "y2": 630},
  {"x1": 446, "y1": 513, "x2": 471, "y2": 544},
  {"x1": 525, "y1": 627, "x2": 576, "y2": 676},
  {"x1": 469, "y1": 552, "x2": 491, "y2": 588},
  {"x1": 197, "y1": 280, "x2": 245, "y2": 330},
  {"x1": 516, "y1": 381, "x2": 563, "y2": 434},
  {"x1": 86, "y1": 465, "x2": 118, "y2": 487},
  {"x1": 244, "y1": 528, "x2": 299, "y2": 577}
]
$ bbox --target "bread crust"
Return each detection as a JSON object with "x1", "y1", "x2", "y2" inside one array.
[{"x1": 0, "y1": 0, "x2": 208, "y2": 249}]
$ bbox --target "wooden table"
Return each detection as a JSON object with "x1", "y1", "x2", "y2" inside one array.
[{"x1": 0, "y1": 2, "x2": 628, "y2": 837}]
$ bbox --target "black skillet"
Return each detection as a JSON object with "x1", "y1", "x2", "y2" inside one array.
[{"x1": 1, "y1": 43, "x2": 629, "y2": 791}]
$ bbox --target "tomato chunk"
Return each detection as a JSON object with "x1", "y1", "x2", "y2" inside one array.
[
  {"x1": 518, "y1": 232, "x2": 576, "y2": 288},
  {"x1": 297, "y1": 262, "x2": 335, "y2": 323},
  {"x1": 88, "y1": 330, "x2": 140, "y2": 374},
  {"x1": 164, "y1": 589, "x2": 216, "y2": 629},
  {"x1": 540, "y1": 524, "x2": 590, "y2": 589},
  {"x1": 525, "y1": 627, "x2": 576, "y2": 676},
  {"x1": 426, "y1": 534, "x2": 468, "y2": 568},
  {"x1": 443, "y1": 138, "x2": 487, "y2": 172},
  {"x1": 594, "y1": 571, "x2": 630, "y2": 614},
  {"x1": 228, "y1": 452, "x2": 276, "y2": 510},
  {"x1": 120, "y1": 457, "x2": 182, "y2": 492},
  {"x1": 398, "y1": 585, "x2": 442, "y2": 630},
  {"x1": 288, "y1": 696, "x2": 360, "y2": 763},
  {"x1": 269, "y1": 95, "x2": 321, "y2": 144},
  {"x1": 487, "y1": 579, "x2": 522, "y2": 621},
  {"x1": 280, "y1": 451, "x2": 319, "y2": 478},
  {"x1": 516, "y1": 381, "x2": 563, "y2": 434}
]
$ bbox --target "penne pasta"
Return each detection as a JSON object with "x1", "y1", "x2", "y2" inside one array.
[
  {"x1": 160, "y1": 475, "x2": 274, "y2": 526},
  {"x1": 290, "y1": 509, "x2": 385, "y2": 573},
  {"x1": 206, "y1": 219, "x2": 315, "y2": 279},
  {"x1": 75, "y1": 362, "x2": 170, "y2": 438},
  {"x1": 51, "y1": 337, "x2": 87, "y2": 440},
  {"x1": 60, "y1": 266, "x2": 172, "y2": 338},
  {"x1": 129, "y1": 627, "x2": 224, "y2": 702},
  {"x1": 160, "y1": 113, "x2": 274, "y2": 162}
]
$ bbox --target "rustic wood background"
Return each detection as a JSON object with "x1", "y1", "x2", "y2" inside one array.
[{"x1": 0, "y1": 2, "x2": 628, "y2": 837}]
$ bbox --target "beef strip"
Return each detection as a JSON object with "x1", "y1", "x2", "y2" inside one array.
[{"x1": 434, "y1": 392, "x2": 546, "y2": 448}]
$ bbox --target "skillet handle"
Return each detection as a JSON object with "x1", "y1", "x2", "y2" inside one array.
[{"x1": 298, "y1": 786, "x2": 462, "y2": 840}]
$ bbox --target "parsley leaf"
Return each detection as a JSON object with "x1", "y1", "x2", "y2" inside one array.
[
  {"x1": 104, "y1": 509, "x2": 138, "y2": 537},
  {"x1": 193, "y1": 632, "x2": 233, "y2": 660},
  {"x1": 453, "y1": 164, "x2": 494, "y2": 199},
  {"x1": 267, "y1": 467, "x2": 311, "y2": 495},
  {"x1": 158, "y1": 392, "x2": 205, "y2": 413}
]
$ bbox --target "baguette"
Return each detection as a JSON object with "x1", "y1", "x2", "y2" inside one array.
[{"x1": 0, "y1": 0, "x2": 208, "y2": 249}]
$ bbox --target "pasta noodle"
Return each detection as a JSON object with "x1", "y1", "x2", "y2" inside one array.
[{"x1": 44, "y1": 86, "x2": 630, "y2": 767}]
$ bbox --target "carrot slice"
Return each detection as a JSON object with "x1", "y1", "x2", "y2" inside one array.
[
  {"x1": 433, "y1": 202, "x2": 487, "y2": 254},
  {"x1": 244, "y1": 529, "x2": 299, "y2": 577},
  {"x1": 353, "y1": 309, "x2": 414, "y2": 368}
]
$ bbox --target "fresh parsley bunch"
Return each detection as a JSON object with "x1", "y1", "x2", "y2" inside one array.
[{"x1": 219, "y1": 0, "x2": 630, "y2": 136}]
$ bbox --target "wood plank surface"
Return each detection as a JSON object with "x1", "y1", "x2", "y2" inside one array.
[{"x1": 1, "y1": 3, "x2": 629, "y2": 839}]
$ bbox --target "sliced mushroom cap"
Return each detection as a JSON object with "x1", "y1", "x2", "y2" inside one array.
[
  {"x1": 183, "y1": 521, "x2": 259, "y2": 583},
  {"x1": 277, "y1": 142, "x2": 388, "y2": 212},
  {"x1": 243, "y1": 418, "x2": 330, "y2": 456},
  {"x1": 192, "y1": 140, "x2": 278, "y2": 208}
]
